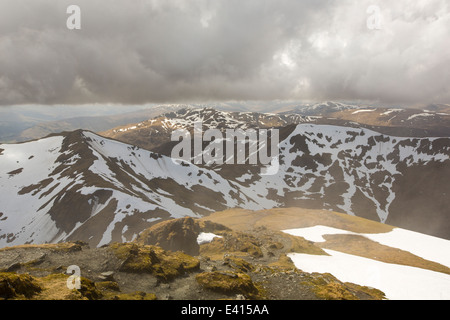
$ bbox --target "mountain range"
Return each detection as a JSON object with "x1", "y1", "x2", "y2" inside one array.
[
  {"x1": 4, "y1": 101, "x2": 449, "y2": 144},
  {"x1": 1, "y1": 104, "x2": 449, "y2": 250}
]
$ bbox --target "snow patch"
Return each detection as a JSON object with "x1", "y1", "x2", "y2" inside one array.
[
  {"x1": 407, "y1": 113, "x2": 434, "y2": 121},
  {"x1": 283, "y1": 226, "x2": 355, "y2": 242},
  {"x1": 288, "y1": 250, "x2": 450, "y2": 300},
  {"x1": 351, "y1": 109, "x2": 375, "y2": 114},
  {"x1": 380, "y1": 109, "x2": 403, "y2": 115},
  {"x1": 197, "y1": 232, "x2": 222, "y2": 245}
]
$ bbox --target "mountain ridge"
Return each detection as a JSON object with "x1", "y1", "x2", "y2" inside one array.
[{"x1": 1, "y1": 119, "x2": 449, "y2": 248}]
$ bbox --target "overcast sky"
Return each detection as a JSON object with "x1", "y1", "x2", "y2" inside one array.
[{"x1": 0, "y1": 0, "x2": 449, "y2": 107}]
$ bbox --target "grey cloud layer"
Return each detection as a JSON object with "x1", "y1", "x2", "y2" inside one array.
[{"x1": 0, "y1": 0, "x2": 449, "y2": 105}]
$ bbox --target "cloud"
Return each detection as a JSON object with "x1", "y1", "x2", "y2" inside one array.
[{"x1": 0, "y1": 0, "x2": 449, "y2": 106}]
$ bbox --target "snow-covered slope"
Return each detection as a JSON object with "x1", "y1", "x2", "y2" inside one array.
[
  {"x1": 240, "y1": 124, "x2": 449, "y2": 227},
  {"x1": 284, "y1": 225, "x2": 450, "y2": 300},
  {"x1": 0, "y1": 130, "x2": 264, "y2": 247},
  {"x1": 0, "y1": 120, "x2": 449, "y2": 248}
]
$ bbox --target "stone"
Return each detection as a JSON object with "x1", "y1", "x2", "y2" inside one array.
[{"x1": 98, "y1": 271, "x2": 115, "y2": 281}]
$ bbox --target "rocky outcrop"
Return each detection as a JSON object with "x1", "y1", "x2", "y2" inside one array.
[{"x1": 135, "y1": 217, "x2": 230, "y2": 256}]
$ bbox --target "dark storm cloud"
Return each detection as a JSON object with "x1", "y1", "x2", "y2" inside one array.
[{"x1": 0, "y1": 0, "x2": 449, "y2": 106}]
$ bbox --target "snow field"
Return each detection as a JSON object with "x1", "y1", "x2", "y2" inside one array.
[{"x1": 283, "y1": 225, "x2": 450, "y2": 300}]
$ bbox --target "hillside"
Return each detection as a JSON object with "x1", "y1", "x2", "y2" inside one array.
[
  {"x1": 281, "y1": 101, "x2": 450, "y2": 137},
  {"x1": 1, "y1": 208, "x2": 449, "y2": 300},
  {"x1": 326, "y1": 107, "x2": 450, "y2": 136}
]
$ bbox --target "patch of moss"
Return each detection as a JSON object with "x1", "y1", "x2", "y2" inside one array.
[
  {"x1": 345, "y1": 282, "x2": 386, "y2": 300},
  {"x1": 77, "y1": 277, "x2": 103, "y2": 300},
  {"x1": 269, "y1": 254, "x2": 296, "y2": 269},
  {"x1": 196, "y1": 271, "x2": 261, "y2": 298},
  {"x1": 196, "y1": 220, "x2": 232, "y2": 234},
  {"x1": 34, "y1": 274, "x2": 83, "y2": 300},
  {"x1": 0, "y1": 272, "x2": 42, "y2": 299},
  {"x1": 110, "y1": 243, "x2": 200, "y2": 281},
  {"x1": 95, "y1": 281, "x2": 121, "y2": 300},
  {"x1": 312, "y1": 280, "x2": 359, "y2": 300},
  {"x1": 302, "y1": 273, "x2": 386, "y2": 300},
  {"x1": 96, "y1": 281, "x2": 120, "y2": 292},
  {"x1": 0, "y1": 243, "x2": 82, "y2": 253},
  {"x1": 285, "y1": 234, "x2": 328, "y2": 255},
  {"x1": 31, "y1": 274, "x2": 102, "y2": 300},
  {"x1": 37, "y1": 273, "x2": 70, "y2": 294},
  {"x1": 224, "y1": 256, "x2": 255, "y2": 273}
]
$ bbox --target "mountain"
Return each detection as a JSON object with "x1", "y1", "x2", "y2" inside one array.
[
  {"x1": 0, "y1": 104, "x2": 155, "y2": 143},
  {"x1": 1, "y1": 118, "x2": 449, "y2": 248},
  {"x1": 234, "y1": 123, "x2": 450, "y2": 239},
  {"x1": 101, "y1": 105, "x2": 450, "y2": 162},
  {"x1": 101, "y1": 107, "x2": 450, "y2": 238},
  {"x1": 2, "y1": 104, "x2": 188, "y2": 143},
  {"x1": 99, "y1": 107, "x2": 317, "y2": 153},
  {"x1": 282, "y1": 101, "x2": 361, "y2": 116},
  {"x1": 283, "y1": 102, "x2": 450, "y2": 137},
  {"x1": 0, "y1": 129, "x2": 262, "y2": 248}
]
